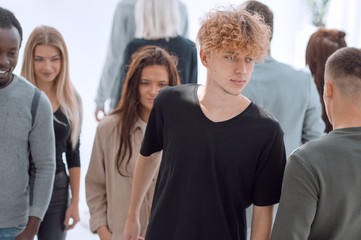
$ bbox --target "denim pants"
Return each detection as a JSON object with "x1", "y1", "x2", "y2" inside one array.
[{"x1": 0, "y1": 224, "x2": 26, "y2": 240}]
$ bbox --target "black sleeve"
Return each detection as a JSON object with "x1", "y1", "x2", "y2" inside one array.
[
  {"x1": 252, "y1": 126, "x2": 286, "y2": 206},
  {"x1": 189, "y1": 46, "x2": 198, "y2": 84},
  {"x1": 66, "y1": 136, "x2": 81, "y2": 169},
  {"x1": 140, "y1": 92, "x2": 165, "y2": 156}
]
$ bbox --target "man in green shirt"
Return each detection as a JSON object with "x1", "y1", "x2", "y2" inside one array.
[{"x1": 271, "y1": 47, "x2": 361, "y2": 240}]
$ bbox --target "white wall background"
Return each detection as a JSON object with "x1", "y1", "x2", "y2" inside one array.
[{"x1": 1, "y1": 0, "x2": 360, "y2": 239}]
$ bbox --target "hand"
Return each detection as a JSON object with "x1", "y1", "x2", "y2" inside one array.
[
  {"x1": 15, "y1": 231, "x2": 34, "y2": 240},
  {"x1": 15, "y1": 231, "x2": 35, "y2": 240},
  {"x1": 95, "y1": 109, "x2": 106, "y2": 122},
  {"x1": 15, "y1": 216, "x2": 40, "y2": 240},
  {"x1": 97, "y1": 226, "x2": 112, "y2": 240},
  {"x1": 123, "y1": 217, "x2": 142, "y2": 240},
  {"x1": 63, "y1": 202, "x2": 80, "y2": 231}
]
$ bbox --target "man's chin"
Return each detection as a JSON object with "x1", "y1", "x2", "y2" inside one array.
[{"x1": 0, "y1": 74, "x2": 13, "y2": 88}]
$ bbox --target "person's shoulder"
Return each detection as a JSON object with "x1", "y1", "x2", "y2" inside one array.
[
  {"x1": 14, "y1": 75, "x2": 50, "y2": 105},
  {"x1": 13, "y1": 74, "x2": 36, "y2": 92},
  {"x1": 173, "y1": 36, "x2": 196, "y2": 47},
  {"x1": 245, "y1": 103, "x2": 284, "y2": 138},
  {"x1": 156, "y1": 84, "x2": 197, "y2": 103},
  {"x1": 126, "y1": 38, "x2": 147, "y2": 49},
  {"x1": 259, "y1": 57, "x2": 312, "y2": 81},
  {"x1": 96, "y1": 114, "x2": 120, "y2": 137},
  {"x1": 278, "y1": 61, "x2": 312, "y2": 82},
  {"x1": 159, "y1": 83, "x2": 196, "y2": 96},
  {"x1": 250, "y1": 103, "x2": 281, "y2": 126},
  {"x1": 291, "y1": 134, "x2": 331, "y2": 165},
  {"x1": 98, "y1": 114, "x2": 120, "y2": 130},
  {"x1": 117, "y1": 0, "x2": 136, "y2": 8}
]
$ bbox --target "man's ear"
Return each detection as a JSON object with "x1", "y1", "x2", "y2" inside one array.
[
  {"x1": 324, "y1": 81, "x2": 333, "y2": 98},
  {"x1": 199, "y1": 49, "x2": 208, "y2": 67}
]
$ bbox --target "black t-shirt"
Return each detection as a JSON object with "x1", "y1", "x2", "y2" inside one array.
[
  {"x1": 53, "y1": 108, "x2": 80, "y2": 173},
  {"x1": 141, "y1": 84, "x2": 286, "y2": 240}
]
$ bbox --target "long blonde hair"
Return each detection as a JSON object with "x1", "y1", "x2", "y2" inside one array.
[
  {"x1": 135, "y1": 0, "x2": 180, "y2": 39},
  {"x1": 21, "y1": 25, "x2": 82, "y2": 149}
]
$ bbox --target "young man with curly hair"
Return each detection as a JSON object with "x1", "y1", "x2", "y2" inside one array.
[{"x1": 123, "y1": 8, "x2": 286, "y2": 240}]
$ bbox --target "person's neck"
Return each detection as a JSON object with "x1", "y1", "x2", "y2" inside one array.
[
  {"x1": 200, "y1": 84, "x2": 243, "y2": 108},
  {"x1": 197, "y1": 80, "x2": 250, "y2": 122},
  {"x1": 200, "y1": 76, "x2": 248, "y2": 108},
  {"x1": 36, "y1": 80, "x2": 59, "y2": 111},
  {"x1": 331, "y1": 103, "x2": 361, "y2": 130},
  {"x1": 138, "y1": 107, "x2": 150, "y2": 123},
  {"x1": 36, "y1": 80, "x2": 56, "y2": 98},
  {"x1": 0, "y1": 73, "x2": 14, "y2": 89}
]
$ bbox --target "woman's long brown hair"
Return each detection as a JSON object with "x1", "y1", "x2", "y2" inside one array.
[
  {"x1": 306, "y1": 28, "x2": 347, "y2": 133},
  {"x1": 111, "y1": 46, "x2": 180, "y2": 176}
]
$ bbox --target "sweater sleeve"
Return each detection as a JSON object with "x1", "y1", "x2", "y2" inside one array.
[
  {"x1": 189, "y1": 46, "x2": 198, "y2": 84},
  {"x1": 28, "y1": 92, "x2": 56, "y2": 219},
  {"x1": 112, "y1": 42, "x2": 134, "y2": 108},
  {"x1": 302, "y1": 75, "x2": 325, "y2": 142},
  {"x1": 271, "y1": 155, "x2": 319, "y2": 239},
  {"x1": 85, "y1": 124, "x2": 108, "y2": 233},
  {"x1": 95, "y1": 2, "x2": 132, "y2": 110}
]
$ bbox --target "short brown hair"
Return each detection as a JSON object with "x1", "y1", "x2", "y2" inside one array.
[
  {"x1": 326, "y1": 47, "x2": 361, "y2": 96},
  {"x1": 241, "y1": 0, "x2": 274, "y2": 41},
  {"x1": 197, "y1": 8, "x2": 270, "y2": 61}
]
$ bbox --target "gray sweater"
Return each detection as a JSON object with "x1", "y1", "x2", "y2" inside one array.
[
  {"x1": 271, "y1": 127, "x2": 361, "y2": 239},
  {"x1": 243, "y1": 56, "x2": 325, "y2": 157},
  {"x1": 0, "y1": 75, "x2": 55, "y2": 228}
]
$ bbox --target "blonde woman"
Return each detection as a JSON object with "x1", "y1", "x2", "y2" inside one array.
[{"x1": 21, "y1": 26, "x2": 82, "y2": 240}]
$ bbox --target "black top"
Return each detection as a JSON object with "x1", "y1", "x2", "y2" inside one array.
[
  {"x1": 53, "y1": 108, "x2": 80, "y2": 174},
  {"x1": 115, "y1": 36, "x2": 198, "y2": 104},
  {"x1": 140, "y1": 84, "x2": 286, "y2": 240}
]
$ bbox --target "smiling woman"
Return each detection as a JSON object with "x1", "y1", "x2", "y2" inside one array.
[
  {"x1": 33, "y1": 45, "x2": 61, "y2": 85},
  {"x1": 20, "y1": 25, "x2": 83, "y2": 240},
  {"x1": 85, "y1": 45, "x2": 180, "y2": 240},
  {"x1": 138, "y1": 64, "x2": 170, "y2": 121}
]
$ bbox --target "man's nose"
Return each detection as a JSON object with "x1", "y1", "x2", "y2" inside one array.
[
  {"x1": 0, "y1": 54, "x2": 10, "y2": 66},
  {"x1": 235, "y1": 61, "x2": 247, "y2": 75}
]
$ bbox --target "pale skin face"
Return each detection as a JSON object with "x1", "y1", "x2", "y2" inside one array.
[
  {"x1": 197, "y1": 49, "x2": 255, "y2": 123},
  {"x1": 201, "y1": 50, "x2": 255, "y2": 96},
  {"x1": 0, "y1": 26, "x2": 20, "y2": 88},
  {"x1": 33, "y1": 45, "x2": 61, "y2": 85},
  {"x1": 138, "y1": 65, "x2": 169, "y2": 121}
]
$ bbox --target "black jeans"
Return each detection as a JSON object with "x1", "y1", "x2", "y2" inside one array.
[{"x1": 37, "y1": 170, "x2": 69, "y2": 240}]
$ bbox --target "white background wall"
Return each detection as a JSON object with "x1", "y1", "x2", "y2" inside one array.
[{"x1": 1, "y1": 0, "x2": 359, "y2": 239}]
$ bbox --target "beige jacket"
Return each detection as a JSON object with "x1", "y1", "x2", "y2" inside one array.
[{"x1": 85, "y1": 114, "x2": 158, "y2": 240}]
